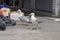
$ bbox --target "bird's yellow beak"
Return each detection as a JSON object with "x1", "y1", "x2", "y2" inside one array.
[{"x1": 28, "y1": 14, "x2": 31, "y2": 16}]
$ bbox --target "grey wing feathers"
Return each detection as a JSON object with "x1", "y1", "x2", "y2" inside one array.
[{"x1": 19, "y1": 16, "x2": 30, "y2": 22}]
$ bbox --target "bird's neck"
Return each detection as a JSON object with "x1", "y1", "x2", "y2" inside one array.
[
  {"x1": 18, "y1": 11, "x2": 21, "y2": 14},
  {"x1": 19, "y1": 12, "x2": 24, "y2": 16},
  {"x1": 31, "y1": 15, "x2": 35, "y2": 18}
]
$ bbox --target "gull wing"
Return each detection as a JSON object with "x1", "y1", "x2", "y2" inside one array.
[{"x1": 19, "y1": 16, "x2": 30, "y2": 22}]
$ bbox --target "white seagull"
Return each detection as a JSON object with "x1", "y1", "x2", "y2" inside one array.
[
  {"x1": 17, "y1": 9, "x2": 30, "y2": 25},
  {"x1": 28, "y1": 12, "x2": 41, "y2": 30}
]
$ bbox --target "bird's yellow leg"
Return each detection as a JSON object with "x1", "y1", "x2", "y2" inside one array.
[
  {"x1": 30, "y1": 24, "x2": 33, "y2": 30},
  {"x1": 19, "y1": 20, "x2": 23, "y2": 25},
  {"x1": 21, "y1": 21, "x2": 23, "y2": 25},
  {"x1": 36, "y1": 24, "x2": 38, "y2": 29},
  {"x1": 33, "y1": 24, "x2": 36, "y2": 28},
  {"x1": 32, "y1": 24, "x2": 37, "y2": 30}
]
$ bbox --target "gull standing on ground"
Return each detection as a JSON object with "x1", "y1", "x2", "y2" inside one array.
[
  {"x1": 28, "y1": 12, "x2": 41, "y2": 30},
  {"x1": 17, "y1": 9, "x2": 30, "y2": 25}
]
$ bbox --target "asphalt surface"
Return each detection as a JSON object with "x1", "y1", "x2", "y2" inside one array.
[{"x1": 0, "y1": 17, "x2": 60, "y2": 40}]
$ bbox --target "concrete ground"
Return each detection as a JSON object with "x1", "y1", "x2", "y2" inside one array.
[{"x1": 0, "y1": 17, "x2": 60, "y2": 40}]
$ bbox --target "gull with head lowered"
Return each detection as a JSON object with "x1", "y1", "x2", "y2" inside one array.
[{"x1": 17, "y1": 9, "x2": 30, "y2": 25}]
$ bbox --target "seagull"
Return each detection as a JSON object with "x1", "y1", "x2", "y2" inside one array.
[
  {"x1": 28, "y1": 12, "x2": 42, "y2": 30},
  {"x1": 17, "y1": 9, "x2": 30, "y2": 25}
]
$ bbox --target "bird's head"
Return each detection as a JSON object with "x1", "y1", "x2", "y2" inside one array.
[
  {"x1": 31, "y1": 13, "x2": 35, "y2": 15},
  {"x1": 28, "y1": 12, "x2": 35, "y2": 17},
  {"x1": 17, "y1": 9, "x2": 21, "y2": 13}
]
